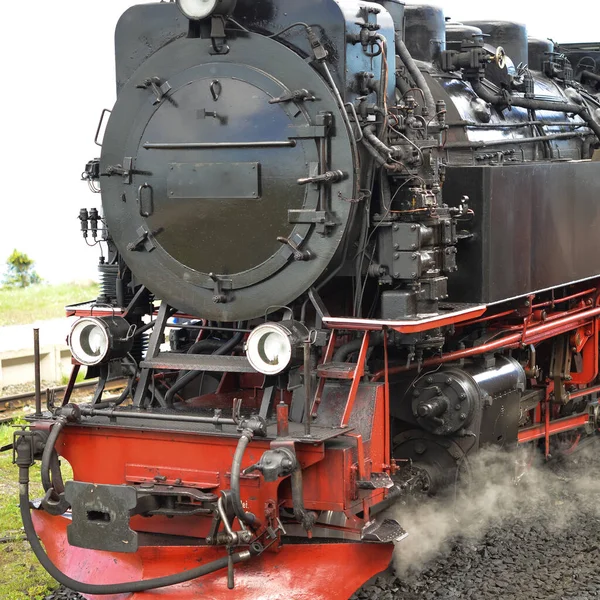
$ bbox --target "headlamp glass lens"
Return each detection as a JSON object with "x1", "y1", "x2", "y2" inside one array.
[
  {"x1": 177, "y1": 0, "x2": 218, "y2": 19},
  {"x1": 246, "y1": 324, "x2": 293, "y2": 375},
  {"x1": 258, "y1": 331, "x2": 289, "y2": 367},
  {"x1": 80, "y1": 324, "x2": 106, "y2": 358},
  {"x1": 70, "y1": 319, "x2": 109, "y2": 366}
]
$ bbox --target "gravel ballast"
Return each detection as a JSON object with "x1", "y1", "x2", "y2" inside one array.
[{"x1": 353, "y1": 439, "x2": 600, "y2": 599}]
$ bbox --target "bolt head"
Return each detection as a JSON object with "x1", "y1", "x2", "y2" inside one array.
[{"x1": 414, "y1": 441, "x2": 427, "y2": 455}]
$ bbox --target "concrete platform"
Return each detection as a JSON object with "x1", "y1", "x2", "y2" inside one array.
[{"x1": 0, "y1": 318, "x2": 75, "y2": 388}]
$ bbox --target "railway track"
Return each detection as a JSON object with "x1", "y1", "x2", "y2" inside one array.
[{"x1": 0, "y1": 379, "x2": 127, "y2": 425}]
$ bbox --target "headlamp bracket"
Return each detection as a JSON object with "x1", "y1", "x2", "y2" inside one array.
[{"x1": 209, "y1": 16, "x2": 230, "y2": 55}]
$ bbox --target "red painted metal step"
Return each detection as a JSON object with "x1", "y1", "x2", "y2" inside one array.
[{"x1": 316, "y1": 362, "x2": 357, "y2": 379}]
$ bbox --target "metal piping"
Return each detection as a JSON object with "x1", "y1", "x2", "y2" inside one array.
[
  {"x1": 40, "y1": 418, "x2": 66, "y2": 494},
  {"x1": 471, "y1": 80, "x2": 600, "y2": 144},
  {"x1": 230, "y1": 430, "x2": 260, "y2": 529},
  {"x1": 290, "y1": 469, "x2": 316, "y2": 532},
  {"x1": 372, "y1": 306, "x2": 600, "y2": 381},
  {"x1": 395, "y1": 37, "x2": 436, "y2": 116},
  {"x1": 19, "y1": 476, "x2": 251, "y2": 594},
  {"x1": 442, "y1": 131, "x2": 590, "y2": 150},
  {"x1": 164, "y1": 332, "x2": 244, "y2": 406}
]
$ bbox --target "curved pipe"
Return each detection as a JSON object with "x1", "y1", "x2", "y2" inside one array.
[
  {"x1": 333, "y1": 332, "x2": 383, "y2": 363},
  {"x1": 363, "y1": 125, "x2": 395, "y2": 157},
  {"x1": 19, "y1": 470, "x2": 251, "y2": 594},
  {"x1": 471, "y1": 80, "x2": 600, "y2": 144},
  {"x1": 48, "y1": 453, "x2": 65, "y2": 495},
  {"x1": 41, "y1": 418, "x2": 66, "y2": 493},
  {"x1": 360, "y1": 134, "x2": 389, "y2": 167},
  {"x1": 396, "y1": 37, "x2": 436, "y2": 116},
  {"x1": 231, "y1": 431, "x2": 260, "y2": 529},
  {"x1": 92, "y1": 379, "x2": 133, "y2": 410},
  {"x1": 164, "y1": 332, "x2": 244, "y2": 406},
  {"x1": 290, "y1": 469, "x2": 316, "y2": 532},
  {"x1": 372, "y1": 306, "x2": 600, "y2": 381},
  {"x1": 187, "y1": 339, "x2": 223, "y2": 355},
  {"x1": 360, "y1": 135, "x2": 399, "y2": 172}
]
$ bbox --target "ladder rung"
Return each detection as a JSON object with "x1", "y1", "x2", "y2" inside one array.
[{"x1": 317, "y1": 362, "x2": 357, "y2": 380}]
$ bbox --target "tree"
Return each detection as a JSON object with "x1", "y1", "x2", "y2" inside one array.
[{"x1": 3, "y1": 250, "x2": 42, "y2": 288}]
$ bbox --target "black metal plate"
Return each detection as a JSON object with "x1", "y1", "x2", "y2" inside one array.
[
  {"x1": 65, "y1": 482, "x2": 138, "y2": 553},
  {"x1": 167, "y1": 162, "x2": 259, "y2": 200},
  {"x1": 446, "y1": 161, "x2": 600, "y2": 304}
]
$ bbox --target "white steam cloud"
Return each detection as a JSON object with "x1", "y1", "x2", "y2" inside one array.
[{"x1": 391, "y1": 440, "x2": 600, "y2": 576}]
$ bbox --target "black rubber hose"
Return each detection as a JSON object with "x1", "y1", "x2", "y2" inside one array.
[
  {"x1": 395, "y1": 37, "x2": 436, "y2": 116},
  {"x1": 164, "y1": 332, "x2": 244, "y2": 406},
  {"x1": 582, "y1": 70, "x2": 600, "y2": 84},
  {"x1": 333, "y1": 332, "x2": 383, "y2": 363},
  {"x1": 187, "y1": 339, "x2": 223, "y2": 355},
  {"x1": 92, "y1": 379, "x2": 133, "y2": 410},
  {"x1": 471, "y1": 80, "x2": 600, "y2": 144},
  {"x1": 48, "y1": 452, "x2": 65, "y2": 495},
  {"x1": 41, "y1": 418, "x2": 66, "y2": 493},
  {"x1": 231, "y1": 431, "x2": 259, "y2": 529},
  {"x1": 19, "y1": 471, "x2": 250, "y2": 594}
]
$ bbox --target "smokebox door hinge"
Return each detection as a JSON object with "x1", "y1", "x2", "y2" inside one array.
[{"x1": 127, "y1": 226, "x2": 160, "y2": 253}]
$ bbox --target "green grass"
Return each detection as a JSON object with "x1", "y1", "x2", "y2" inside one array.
[
  {"x1": 59, "y1": 369, "x2": 87, "y2": 387},
  {"x1": 0, "y1": 425, "x2": 58, "y2": 599},
  {"x1": 0, "y1": 282, "x2": 98, "y2": 326}
]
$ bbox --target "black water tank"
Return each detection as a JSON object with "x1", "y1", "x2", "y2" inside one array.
[
  {"x1": 528, "y1": 37, "x2": 554, "y2": 71},
  {"x1": 463, "y1": 20, "x2": 528, "y2": 67},
  {"x1": 404, "y1": 3, "x2": 446, "y2": 62},
  {"x1": 375, "y1": 0, "x2": 405, "y2": 35},
  {"x1": 445, "y1": 22, "x2": 484, "y2": 51}
]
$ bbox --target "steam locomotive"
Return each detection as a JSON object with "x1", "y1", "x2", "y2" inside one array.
[{"x1": 14, "y1": 1, "x2": 600, "y2": 598}]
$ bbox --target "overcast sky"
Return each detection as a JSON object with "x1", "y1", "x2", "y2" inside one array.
[{"x1": 0, "y1": 1, "x2": 597, "y2": 284}]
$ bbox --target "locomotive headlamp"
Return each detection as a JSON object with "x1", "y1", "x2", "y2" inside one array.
[
  {"x1": 68, "y1": 316, "x2": 135, "y2": 366},
  {"x1": 245, "y1": 321, "x2": 309, "y2": 376},
  {"x1": 176, "y1": 0, "x2": 237, "y2": 20}
]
